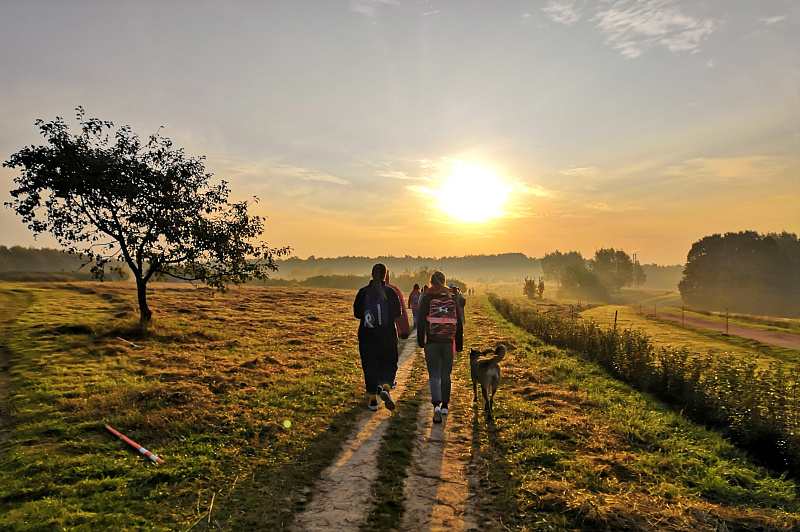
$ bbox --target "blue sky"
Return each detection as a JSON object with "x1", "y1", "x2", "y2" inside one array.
[{"x1": 1, "y1": 0, "x2": 798, "y2": 265}]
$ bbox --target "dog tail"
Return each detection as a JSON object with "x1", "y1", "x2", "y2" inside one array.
[{"x1": 490, "y1": 344, "x2": 506, "y2": 364}]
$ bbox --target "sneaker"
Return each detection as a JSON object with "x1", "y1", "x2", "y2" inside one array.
[
  {"x1": 380, "y1": 389, "x2": 395, "y2": 411},
  {"x1": 441, "y1": 403, "x2": 449, "y2": 415},
  {"x1": 433, "y1": 405, "x2": 442, "y2": 423},
  {"x1": 368, "y1": 398, "x2": 379, "y2": 411}
]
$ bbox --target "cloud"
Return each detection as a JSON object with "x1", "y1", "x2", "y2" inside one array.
[
  {"x1": 761, "y1": 15, "x2": 787, "y2": 26},
  {"x1": 213, "y1": 158, "x2": 350, "y2": 186},
  {"x1": 542, "y1": 0, "x2": 584, "y2": 25},
  {"x1": 560, "y1": 166, "x2": 599, "y2": 177},
  {"x1": 594, "y1": 0, "x2": 715, "y2": 58},
  {"x1": 512, "y1": 182, "x2": 555, "y2": 198},
  {"x1": 350, "y1": 0, "x2": 399, "y2": 18},
  {"x1": 269, "y1": 165, "x2": 351, "y2": 185},
  {"x1": 663, "y1": 156, "x2": 795, "y2": 182}
]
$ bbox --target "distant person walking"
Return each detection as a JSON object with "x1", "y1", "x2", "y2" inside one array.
[
  {"x1": 408, "y1": 284, "x2": 422, "y2": 328},
  {"x1": 354, "y1": 263, "x2": 402, "y2": 411},
  {"x1": 417, "y1": 271, "x2": 464, "y2": 423}
]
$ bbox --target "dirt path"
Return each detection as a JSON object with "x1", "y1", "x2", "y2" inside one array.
[
  {"x1": 399, "y1": 358, "x2": 478, "y2": 532},
  {"x1": 292, "y1": 337, "x2": 477, "y2": 531},
  {"x1": 655, "y1": 311, "x2": 800, "y2": 350}
]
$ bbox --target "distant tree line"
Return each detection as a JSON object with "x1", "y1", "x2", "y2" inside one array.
[
  {"x1": 540, "y1": 248, "x2": 646, "y2": 301},
  {"x1": 0, "y1": 245, "x2": 110, "y2": 281},
  {"x1": 679, "y1": 231, "x2": 799, "y2": 318},
  {"x1": 276, "y1": 253, "x2": 539, "y2": 283}
]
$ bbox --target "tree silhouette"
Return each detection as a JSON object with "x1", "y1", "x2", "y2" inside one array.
[
  {"x1": 4, "y1": 108, "x2": 289, "y2": 324},
  {"x1": 679, "y1": 231, "x2": 799, "y2": 317},
  {"x1": 591, "y1": 248, "x2": 634, "y2": 293}
]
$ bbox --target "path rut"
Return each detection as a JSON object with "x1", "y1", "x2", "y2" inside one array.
[{"x1": 291, "y1": 338, "x2": 477, "y2": 531}]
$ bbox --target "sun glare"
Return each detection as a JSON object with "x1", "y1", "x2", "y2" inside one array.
[{"x1": 437, "y1": 161, "x2": 510, "y2": 223}]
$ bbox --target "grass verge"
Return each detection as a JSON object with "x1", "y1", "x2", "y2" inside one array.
[
  {"x1": 0, "y1": 282, "x2": 368, "y2": 531},
  {"x1": 462, "y1": 295, "x2": 800, "y2": 531}
]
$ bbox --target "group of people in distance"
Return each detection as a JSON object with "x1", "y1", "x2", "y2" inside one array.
[{"x1": 353, "y1": 263, "x2": 466, "y2": 423}]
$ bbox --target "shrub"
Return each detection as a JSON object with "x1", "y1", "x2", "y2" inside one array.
[{"x1": 488, "y1": 294, "x2": 800, "y2": 476}]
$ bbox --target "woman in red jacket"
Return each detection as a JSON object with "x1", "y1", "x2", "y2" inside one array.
[{"x1": 408, "y1": 283, "x2": 421, "y2": 328}]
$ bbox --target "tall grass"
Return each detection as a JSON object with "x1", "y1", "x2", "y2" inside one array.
[{"x1": 489, "y1": 294, "x2": 800, "y2": 476}]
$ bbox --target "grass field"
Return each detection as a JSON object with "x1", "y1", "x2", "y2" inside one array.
[{"x1": 1, "y1": 281, "x2": 798, "y2": 530}]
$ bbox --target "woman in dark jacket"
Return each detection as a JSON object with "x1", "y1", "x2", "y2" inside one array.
[{"x1": 353, "y1": 263, "x2": 402, "y2": 411}]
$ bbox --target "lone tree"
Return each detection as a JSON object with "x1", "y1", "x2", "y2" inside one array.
[{"x1": 4, "y1": 108, "x2": 289, "y2": 324}]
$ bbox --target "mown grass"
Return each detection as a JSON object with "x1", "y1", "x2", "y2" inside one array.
[
  {"x1": 3, "y1": 282, "x2": 799, "y2": 531},
  {"x1": 0, "y1": 282, "x2": 369, "y2": 531},
  {"x1": 462, "y1": 296, "x2": 800, "y2": 531},
  {"x1": 579, "y1": 304, "x2": 800, "y2": 368}
]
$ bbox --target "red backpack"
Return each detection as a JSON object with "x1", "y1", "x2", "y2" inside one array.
[{"x1": 427, "y1": 293, "x2": 457, "y2": 341}]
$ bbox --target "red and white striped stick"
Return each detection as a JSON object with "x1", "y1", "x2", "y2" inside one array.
[
  {"x1": 105, "y1": 424, "x2": 164, "y2": 464},
  {"x1": 116, "y1": 337, "x2": 139, "y2": 348}
]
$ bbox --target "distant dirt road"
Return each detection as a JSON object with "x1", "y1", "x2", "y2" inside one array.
[{"x1": 655, "y1": 312, "x2": 800, "y2": 350}]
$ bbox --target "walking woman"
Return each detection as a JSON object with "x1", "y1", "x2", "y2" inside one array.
[
  {"x1": 408, "y1": 283, "x2": 422, "y2": 328},
  {"x1": 353, "y1": 263, "x2": 402, "y2": 411},
  {"x1": 417, "y1": 270, "x2": 464, "y2": 423}
]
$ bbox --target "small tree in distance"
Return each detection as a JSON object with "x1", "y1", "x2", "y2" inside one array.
[{"x1": 4, "y1": 108, "x2": 290, "y2": 325}]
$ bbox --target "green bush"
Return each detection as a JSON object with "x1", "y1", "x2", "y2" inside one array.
[{"x1": 489, "y1": 294, "x2": 800, "y2": 476}]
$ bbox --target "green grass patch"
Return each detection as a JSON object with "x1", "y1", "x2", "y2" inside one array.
[
  {"x1": 463, "y1": 296, "x2": 800, "y2": 531},
  {"x1": 0, "y1": 282, "x2": 368, "y2": 531}
]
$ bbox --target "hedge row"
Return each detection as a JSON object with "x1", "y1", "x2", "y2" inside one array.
[{"x1": 489, "y1": 294, "x2": 800, "y2": 476}]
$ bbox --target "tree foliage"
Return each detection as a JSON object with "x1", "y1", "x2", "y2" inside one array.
[
  {"x1": 4, "y1": 108, "x2": 289, "y2": 323},
  {"x1": 679, "y1": 231, "x2": 799, "y2": 318},
  {"x1": 590, "y1": 247, "x2": 634, "y2": 293},
  {"x1": 558, "y1": 263, "x2": 609, "y2": 301},
  {"x1": 540, "y1": 250, "x2": 585, "y2": 287}
]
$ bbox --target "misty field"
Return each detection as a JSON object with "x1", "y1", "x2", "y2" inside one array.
[{"x1": 1, "y1": 282, "x2": 799, "y2": 531}]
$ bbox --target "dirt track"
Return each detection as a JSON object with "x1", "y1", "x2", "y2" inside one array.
[
  {"x1": 292, "y1": 338, "x2": 477, "y2": 531},
  {"x1": 655, "y1": 312, "x2": 800, "y2": 350}
]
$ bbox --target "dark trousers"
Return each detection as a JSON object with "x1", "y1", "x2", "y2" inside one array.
[{"x1": 358, "y1": 330, "x2": 398, "y2": 394}]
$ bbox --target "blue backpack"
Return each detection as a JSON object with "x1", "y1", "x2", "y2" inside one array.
[{"x1": 363, "y1": 288, "x2": 389, "y2": 329}]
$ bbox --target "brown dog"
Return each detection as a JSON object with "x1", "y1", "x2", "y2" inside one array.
[{"x1": 470, "y1": 344, "x2": 506, "y2": 420}]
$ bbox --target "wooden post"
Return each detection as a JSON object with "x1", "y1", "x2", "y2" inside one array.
[
  {"x1": 681, "y1": 306, "x2": 684, "y2": 324},
  {"x1": 726, "y1": 309, "x2": 729, "y2": 335},
  {"x1": 614, "y1": 310, "x2": 618, "y2": 330}
]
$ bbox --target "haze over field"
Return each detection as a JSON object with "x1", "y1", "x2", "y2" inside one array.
[{"x1": 1, "y1": 1, "x2": 798, "y2": 265}]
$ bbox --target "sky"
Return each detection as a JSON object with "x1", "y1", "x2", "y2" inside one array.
[{"x1": 1, "y1": 0, "x2": 798, "y2": 266}]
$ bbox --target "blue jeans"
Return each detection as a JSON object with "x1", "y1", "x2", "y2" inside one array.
[{"x1": 424, "y1": 342, "x2": 453, "y2": 405}]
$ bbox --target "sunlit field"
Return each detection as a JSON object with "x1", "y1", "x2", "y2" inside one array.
[{"x1": 1, "y1": 282, "x2": 798, "y2": 531}]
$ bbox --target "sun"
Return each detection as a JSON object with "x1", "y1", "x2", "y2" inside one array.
[{"x1": 437, "y1": 161, "x2": 510, "y2": 223}]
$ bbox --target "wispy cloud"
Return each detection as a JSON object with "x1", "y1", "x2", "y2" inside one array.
[
  {"x1": 542, "y1": 0, "x2": 584, "y2": 25},
  {"x1": 269, "y1": 164, "x2": 351, "y2": 185},
  {"x1": 214, "y1": 159, "x2": 350, "y2": 186},
  {"x1": 544, "y1": 0, "x2": 716, "y2": 58},
  {"x1": 761, "y1": 15, "x2": 787, "y2": 26},
  {"x1": 663, "y1": 156, "x2": 794, "y2": 182},
  {"x1": 560, "y1": 166, "x2": 599, "y2": 177},
  {"x1": 594, "y1": 0, "x2": 715, "y2": 58},
  {"x1": 350, "y1": 0, "x2": 399, "y2": 18}
]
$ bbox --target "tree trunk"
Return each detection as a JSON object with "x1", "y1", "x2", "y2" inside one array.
[{"x1": 136, "y1": 277, "x2": 152, "y2": 324}]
